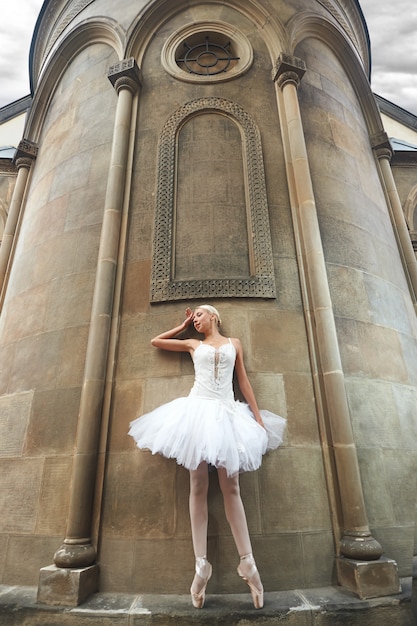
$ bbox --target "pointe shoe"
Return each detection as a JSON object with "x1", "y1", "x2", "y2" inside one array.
[
  {"x1": 237, "y1": 553, "x2": 264, "y2": 609},
  {"x1": 190, "y1": 556, "x2": 212, "y2": 609}
]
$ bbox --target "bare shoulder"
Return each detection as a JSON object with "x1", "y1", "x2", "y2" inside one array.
[
  {"x1": 230, "y1": 337, "x2": 243, "y2": 352},
  {"x1": 187, "y1": 338, "x2": 201, "y2": 353}
]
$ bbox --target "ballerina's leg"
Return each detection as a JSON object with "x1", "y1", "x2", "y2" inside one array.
[
  {"x1": 217, "y1": 468, "x2": 264, "y2": 608},
  {"x1": 189, "y1": 462, "x2": 211, "y2": 602}
]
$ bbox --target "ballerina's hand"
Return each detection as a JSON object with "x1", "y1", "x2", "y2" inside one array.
[{"x1": 184, "y1": 307, "x2": 194, "y2": 327}]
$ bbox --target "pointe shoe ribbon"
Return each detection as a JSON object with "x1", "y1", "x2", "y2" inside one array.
[
  {"x1": 190, "y1": 556, "x2": 212, "y2": 609},
  {"x1": 237, "y1": 553, "x2": 264, "y2": 609}
]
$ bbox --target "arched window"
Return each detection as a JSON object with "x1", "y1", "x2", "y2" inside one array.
[{"x1": 150, "y1": 98, "x2": 276, "y2": 302}]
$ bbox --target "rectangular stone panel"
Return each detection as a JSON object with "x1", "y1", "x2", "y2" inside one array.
[
  {"x1": 371, "y1": 526, "x2": 414, "y2": 578},
  {"x1": 24, "y1": 387, "x2": 80, "y2": 456},
  {"x1": 355, "y1": 447, "x2": 396, "y2": 527},
  {"x1": 1, "y1": 284, "x2": 50, "y2": 343},
  {"x1": 142, "y1": 374, "x2": 194, "y2": 413},
  {"x1": 0, "y1": 392, "x2": 33, "y2": 457},
  {"x1": 346, "y1": 378, "x2": 403, "y2": 450},
  {"x1": 109, "y1": 379, "x2": 144, "y2": 452},
  {"x1": 301, "y1": 531, "x2": 335, "y2": 587},
  {"x1": 4, "y1": 535, "x2": 64, "y2": 586},
  {"x1": 283, "y1": 373, "x2": 320, "y2": 445},
  {"x1": 36, "y1": 456, "x2": 72, "y2": 535},
  {"x1": 116, "y1": 315, "x2": 182, "y2": 381},
  {"x1": 97, "y1": 537, "x2": 136, "y2": 593},
  {"x1": 130, "y1": 538, "x2": 194, "y2": 594},
  {"x1": 250, "y1": 310, "x2": 311, "y2": 374},
  {"x1": 0, "y1": 458, "x2": 43, "y2": 533},
  {"x1": 8, "y1": 331, "x2": 64, "y2": 392},
  {"x1": 101, "y1": 451, "x2": 176, "y2": 538},
  {"x1": 337, "y1": 318, "x2": 407, "y2": 384},
  {"x1": 259, "y1": 447, "x2": 332, "y2": 533},
  {"x1": 56, "y1": 325, "x2": 89, "y2": 388}
]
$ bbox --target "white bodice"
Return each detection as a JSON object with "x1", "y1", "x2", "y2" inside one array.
[{"x1": 189, "y1": 339, "x2": 236, "y2": 403}]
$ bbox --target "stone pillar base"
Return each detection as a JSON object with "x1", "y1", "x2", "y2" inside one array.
[
  {"x1": 37, "y1": 564, "x2": 99, "y2": 606},
  {"x1": 336, "y1": 556, "x2": 401, "y2": 599}
]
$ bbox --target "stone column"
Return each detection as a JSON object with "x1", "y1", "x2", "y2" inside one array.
[
  {"x1": 38, "y1": 58, "x2": 141, "y2": 607},
  {"x1": 373, "y1": 132, "x2": 417, "y2": 308},
  {"x1": 274, "y1": 54, "x2": 400, "y2": 599},
  {"x1": 0, "y1": 140, "x2": 38, "y2": 307}
]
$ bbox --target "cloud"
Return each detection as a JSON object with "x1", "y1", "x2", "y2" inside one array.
[
  {"x1": 360, "y1": 0, "x2": 417, "y2": 114},
  {"x1": 0, "y1": 0, "x2": 43, "y2": 107},
  {"x1": 0, "y1": 1, "x2": 416, "y2": 117}
]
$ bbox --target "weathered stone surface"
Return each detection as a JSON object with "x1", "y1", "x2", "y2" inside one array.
[
  {"x1": 0, "y1": 392, "x2": 33, "y2": 456},
  {"x1": 37, "y1": 564, "x2": 99, "y2": 606},
  {"x1": 1, "y1": 0, "x2": 417, "y2": 609},
  {"x1": 336, "y1": 557, "x2": 401, "y2": 600},
  {"x1": 0, "y1": 583, "x2": 414, "y2": 625}
]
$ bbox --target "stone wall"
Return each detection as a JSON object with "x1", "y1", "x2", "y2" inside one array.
[{"x1": 0, "y1": 0, "x2": 416, "y2": 602}]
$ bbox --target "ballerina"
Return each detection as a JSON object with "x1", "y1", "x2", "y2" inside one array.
[{"x1": 128, "y1": 305, "x2": 286, "y2": 609}]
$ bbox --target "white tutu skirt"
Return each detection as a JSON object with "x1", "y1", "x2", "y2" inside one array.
[{"x1": 128, "y1": 396, "x2": 286, "y2": 476}]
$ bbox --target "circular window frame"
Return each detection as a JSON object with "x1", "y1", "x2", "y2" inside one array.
[{"x1": 162, "y1": 21, "x2": 253, "y2": 83}]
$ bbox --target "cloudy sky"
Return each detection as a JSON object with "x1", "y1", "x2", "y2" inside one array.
[{"x1": 0, "y1": 0, "x2": 416, "y2": 115}]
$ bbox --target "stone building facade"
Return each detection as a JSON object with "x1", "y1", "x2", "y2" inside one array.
[{"x1": 1, "y1": 0, "x2": 417, "y2": 607}]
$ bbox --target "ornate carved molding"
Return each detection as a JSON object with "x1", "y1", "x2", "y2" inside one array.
[
  {"x1": 108, "y1": 58, "x2": 142, "y2": 94},
  {"x1": 45, "y1": 0, "x2": 96, "y2": 58},
  {"x1": 273, "y1": 54, "x2": 306, "y2": 87},
  {"x1": 12, "y1": 139, "x2": 38, "y2": 167},
  {"x1": 151, "y1": 97, "x2": 276, "y2": 302},
  {"x1": 317, "y1": 0, "x2": 358, "y2": 49}
]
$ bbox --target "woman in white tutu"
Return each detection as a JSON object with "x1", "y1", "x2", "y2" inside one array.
[{"x1": 128, "y1": 305, "x2": 286, "y2": 610}]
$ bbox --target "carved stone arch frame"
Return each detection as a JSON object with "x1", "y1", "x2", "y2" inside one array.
[{"x1": 150, "y1": 97, "x2": 276, "y2": 302}]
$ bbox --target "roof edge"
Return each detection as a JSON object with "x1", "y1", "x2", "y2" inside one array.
[
  {"x1": 0, "y1": 95, "x2": 32, "y2": 124},
  {"x1": 376, "y1": 94, "x2": 417, "y2": 133}
]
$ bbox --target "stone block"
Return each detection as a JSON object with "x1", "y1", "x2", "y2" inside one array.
[
  {"x1": 24, "y1": 387, "x2": 80, "y2": 456},
  {"x1": 4, "y1": 534, "x2": 61, "y2": 586},
  {"x1": 283, "y1": 373, "x2": 320, "y2": 444},
  {"x1": 122, "y1": 261, "x2": 152, "y2": 315},
  {"x1": 250, "y1": 310, "x2": 310, "y2": 374},
  {"x1": 23, "y1": 193, "x2": 68, "y2": 248},
  {"x1": 109, "y1": 379, "x2": 144, "y2": 451},
  {"x1": 0, "y1": 391, "x2": 33, "y2": 456},
  {"x1": 8, "y1": 330, "x2": 64, "y2": 392},
  {"x1": 142, "y1": 374, "x2": 194, "y2": 413},
  {"x1": 97, "y1": 538, "x2": 136, "y2": 592},
  {"x1": 37, "y1": 564, "x2": 99, "y2": 606},
  {"x1": 45, "y1": 271, "x2": 95, "y2": 330},
  {"x1": 301, "y1": 532, "x2": 335, "y2": 587},
  {"x1": 1, "y1": 284, "x2": 50, "y2": 342},
  {"x1": 35, "y1": 456, "x2": 72, "y2": 535},
  {"x1": 56, "y1": 325, "x2": 89, "y2": 388},
  {"x1": 116, "y1": 315, "x2": 182, "y2": 380},
  {"x1": 0, "y1": 459, "x2": 43, "y2": 533},
  {"x1": 259, "y1": 447, "x2": 331, "y2": 533},
  {"x1": 371, "y1": 525, "x2": 415, "y2": 577},
  {"x1": 130, "y1": 538, "x2": 194, "y2": 593},
  {"x1": 337, "y1": 318, "x2": 407, "y2": 383},
  {"x1": 336, "y1": 556, "x2": 401, "y2": 599},
  {"x1": 100, "y1": 451, "x2": 176, "y2": 537}
]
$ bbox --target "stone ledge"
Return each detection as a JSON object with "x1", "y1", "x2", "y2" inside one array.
[{"x1": 0, "y1": 580, "x2": 414, "y2": 626}]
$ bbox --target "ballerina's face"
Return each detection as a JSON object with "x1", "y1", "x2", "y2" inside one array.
[{"x1": 193, "y1": 308, "x2": 216, "y2": 333}]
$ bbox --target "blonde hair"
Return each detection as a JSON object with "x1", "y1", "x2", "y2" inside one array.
[{"x1": 197, "y1": 304, "x2": 222, "y2": 326}]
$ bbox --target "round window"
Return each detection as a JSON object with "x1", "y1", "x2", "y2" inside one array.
[{"x1": 162, "y1": 22, "x2": 253, "y2": 83}]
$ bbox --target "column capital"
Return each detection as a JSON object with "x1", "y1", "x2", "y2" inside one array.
[
  {"x1": 13, "y1": 139, "x2": 38, "y2": 165},
  {"x1": 108, "y1": 58, "x2": 142, "y2": 95},
  {"x1": 371, "y1": 131, "x2": 392, "y2": 160},
  {"x1": 273, "y1": 53, "x2": 306, "y2": 88}
]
